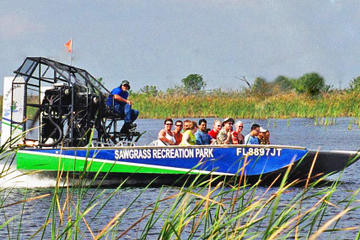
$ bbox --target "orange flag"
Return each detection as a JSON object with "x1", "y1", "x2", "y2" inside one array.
[{"x1": 65, "y1": 39, "x2": 72, "y2": 53}]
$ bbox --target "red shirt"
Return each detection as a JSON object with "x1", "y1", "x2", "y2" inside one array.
[
  {"x1": 232, "y1": 131, "x2": 244, "y2": 144},
  {"x1": 173, "y1": 131, "x2": 183, "y2": 145},
  {"x1": 208, "y1": 129, "x2": 218, "y2": 139}
]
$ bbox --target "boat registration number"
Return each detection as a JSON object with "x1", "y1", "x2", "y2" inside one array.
[{"x1": 236, "y1": 148, "x2": 282, "y2": 157}]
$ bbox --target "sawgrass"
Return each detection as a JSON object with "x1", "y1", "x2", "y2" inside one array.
[
  {"x1": 1, "y1": 91, "x2": 360, "y2": 120},
  {"x1": 132, "y1": 91, "x2": 360, "y2": 119},
  {"x1": 0, "y1": 140, "x2": 359, "y2": 239}
]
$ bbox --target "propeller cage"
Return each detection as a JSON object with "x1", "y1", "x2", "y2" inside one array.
[{"x1": 9, "y1": 57, "x2": 115, "y2": 147}]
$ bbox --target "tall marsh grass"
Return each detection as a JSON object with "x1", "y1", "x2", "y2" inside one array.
[
  {"x1": 1, "y1": 91, "x2": 359, "y2": 120},
  {"x1": 132, "y1": 91, "x2": 360, "y2": 119},
  {"x1": 0, "y1": 143, "x2": 359, "y2": 239}
]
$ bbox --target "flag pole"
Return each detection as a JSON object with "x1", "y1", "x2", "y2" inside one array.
[
  {"x1": 70, "y1": 38, "x2": 73, "y2": 66},
  {"x1": 65, "y1": 39, "x2": 73, "y2": 65}
]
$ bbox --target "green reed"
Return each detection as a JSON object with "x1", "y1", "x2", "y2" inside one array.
[
  {"x1": 348, "y1": 119, "x2": 353, "y2": 130},
  {"x1": 314, "y1": 117, "x2": 337, "y2": 127},
  {"x1": 1, "y1": 92, "x2": 359, "y2": 121},
  {"x1": 0, "y1": 140, "x2": 360, "y2": 238},
  {"x1": 132, "y1": 91, "x2": 360, "y2": 119}
]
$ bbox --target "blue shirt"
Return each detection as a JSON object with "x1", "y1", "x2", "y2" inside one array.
[
  {"x1": 106, "y1": 86, "x2": 129, "y2": 108},
  {"x1": 244, "y1": 134, "x2": 259, "y2": 144},
  {"x1": 195, "y1": 130, "x2": 212, "y2": 145}
]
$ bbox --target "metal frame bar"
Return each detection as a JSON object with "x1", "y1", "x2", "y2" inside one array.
[{"x1": 10, "y1": 57, "x2": 113, "y2": 148}]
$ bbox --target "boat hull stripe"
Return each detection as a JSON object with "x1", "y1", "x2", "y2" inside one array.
[{"x1": 17, "y1": 150, "x2": 234, "y2": 175}]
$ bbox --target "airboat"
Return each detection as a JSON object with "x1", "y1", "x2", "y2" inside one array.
[{"x1": 1, "y1": 57, "x2": 358, "y2": 186}]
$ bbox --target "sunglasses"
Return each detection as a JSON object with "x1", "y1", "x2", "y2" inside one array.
[
  {"x1": 176, "y1": 125, "x2": 183, "y2": 127},
  {"x1": 165, "y1": 123, "x2": 173, "y2": 126}
]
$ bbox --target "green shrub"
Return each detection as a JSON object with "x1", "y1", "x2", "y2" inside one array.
[
  {"x1": 181, "y1": 74, "x2": 206, "y2": 93},
  {"x1": 293, "y1": 72, "x2": 325, "y2": 96},
  {"x1": 273, "y1": 75, "x2": 294, "y2": 92},
  {"x1": 349, "y1": 76, "x2": 360, "y2": 91}
]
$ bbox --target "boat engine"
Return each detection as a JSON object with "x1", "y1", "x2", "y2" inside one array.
[
  {"x1": 39, "y1": 83, "x2": 103, "y2": 147},
  {"x1": 7, "y1": 57, "x2": 141, "y2": 148}
]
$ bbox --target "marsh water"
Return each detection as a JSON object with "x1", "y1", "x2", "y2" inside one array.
[{"x1": 1, "y1": 118, "x2": 360, "y2": 239}]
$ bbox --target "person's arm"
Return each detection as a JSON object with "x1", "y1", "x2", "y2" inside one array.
[
  {"x1": 174, "y1": 132, "x2": 182, "y2": 145},
  {"x1": 207, "y1": 131, "x2": 216, "y2": 144},
  {"x1": 158, "y1": 130, "x2": 174, "y2": 145},
  {"x1": 113, "y1": 94, "x2": 131, "y2": 105},
  {"x1": 265, "y1": 132, "x2": 270, "y2": 144},
  {"x1": 205, "y1": 134, "x2": 212, "y2": 145},
  {"x1": 250, "y1": 136, "x2": 259, "y2": 144},
  {"x1": 232, "y1": 132, "x2": 239, "y2": 144},
  {"x1": 239, "y1": 134, "x2": 245, "y2": 144},
  {"x1": 181, "y1": 131, "x2": 190, "y2": 146},
  {"x1": 244, "y1": 135, "x2": 249, "y2": 144},
  {"x1": 224, "y1": 131, "x2": 232, "y2": 144},
  {"x1": 217, "y1": 131, "x2": 227, "y2": 144},
  {"x1": 195, "y1": 132, "x2": 202, "y2": 145}
]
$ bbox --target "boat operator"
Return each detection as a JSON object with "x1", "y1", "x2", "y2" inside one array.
[{"x1": 106, "y1": 80, "x2": 139, "y2": 132}]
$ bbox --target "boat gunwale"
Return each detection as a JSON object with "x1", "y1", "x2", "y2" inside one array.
[{"x1": 18, "y1": 144, "x2": 307, "y2": 151}]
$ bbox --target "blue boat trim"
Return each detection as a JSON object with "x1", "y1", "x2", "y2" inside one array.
[{"x1": 20, "y1": 145, "x2": 308, "y2": 176}]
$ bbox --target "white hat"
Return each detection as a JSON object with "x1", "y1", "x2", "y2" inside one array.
[
  {"x1": 235, "y1": 121, "x2": 243, "y2": 127},
  {"x1": 223, "y1": 117, "x2": 235, "y2": 124},
  {"x1": 260, "y1": 127, "x2": 267, "y2": 132}
]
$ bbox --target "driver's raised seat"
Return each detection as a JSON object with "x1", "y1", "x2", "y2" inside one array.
[{"x1": 102, "y1": 106, "x2": 141, "y2": 145}]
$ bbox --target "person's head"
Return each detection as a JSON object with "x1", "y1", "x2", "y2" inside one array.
[
  {"x1": 265, "y1": 130, "x2": 270, "y2": 144},
  {"x1": 183, "y1": 119, "x2": 191, "y2": 131},
  {"x1": 198, "y1": 119, "x2": 207, "y2": 132},
  {"x1": 190, "y1": 121, "x2": 198, "y2": 133},
  {"x1": 164, "y1": 118, "x2": 173, "y2": 131},
  {"x1": 213, "y1": 120, "x2": 222, "y2": 132},
  {"x1": 258, "y1": 127, "x2": 270, "y2": 144},
  {"x1": 120, "y1": 80, "x2": 130, "y2": 91},
  {"x1": 223, "y1": 118, "x2": 235, "y2": 131},
  {"x1": 250, "y1": 123, "x2": 260, "y2": 136},
  {"x1": 174, "y1": 120, "x2": 183, "y2": 132},
  {"x1": 265, "y1": 130, "x2": 270, "y2": 138},
  {"x1": 235, "y1": 121, "x2": 244, "y2": 133}
]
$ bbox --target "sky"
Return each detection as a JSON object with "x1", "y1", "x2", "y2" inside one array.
[{"x1": 1, "y1": 0, "x2": 360, "y2": 92}]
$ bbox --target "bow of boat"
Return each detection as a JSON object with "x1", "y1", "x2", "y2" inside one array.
[{"x1": 291, "y1": 149, "x2": 360, "y2": 181}]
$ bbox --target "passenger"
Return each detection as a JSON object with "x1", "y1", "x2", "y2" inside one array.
[
  {"x1": 232, "y1": 121, "x2": 245, "y2": 144},
  {"x1": 195, "y1": 119, "x2": 212, "y2": 145},
  {"x1": 208, "y1": 120, "x2": 222, "y2": 141},
  {"x1": 183, "y1": 119, "x2": 192, "y2": 133},
  {"x1": 106, "y1": 80, "x2": 139, "y2": 132},
  {"x1": 158, "y1": 118, "x2": 176, "y2": 145},
  {"x1": 244, "y1": 124, "x2": 260, "y2": 144},
  {"x1": 265, "y1": 130, "x2": 270, "y2": 144},
  {"x1": 216, "y1": 118, "x2": 234, "y2": 144},
  {"x1": 258, "y1": 127, "x2": 270, "y2": 144},
  {"x1": 180, "y1": 121, "x2": 197, "y2": 146},
  {"x1": 173, "y1": 120, "x2": 183, "y2": 145}
]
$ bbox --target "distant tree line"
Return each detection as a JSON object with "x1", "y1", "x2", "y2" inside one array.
[
  {"x1": 138, "y1": 74, "x2": 206, "y2": 96},
  {"x1": 250, "y1": 72, "x2": 330, "y2": 97},
  {"x1": 136, "y1": 72, "x2": 360, "y2": 98}
]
